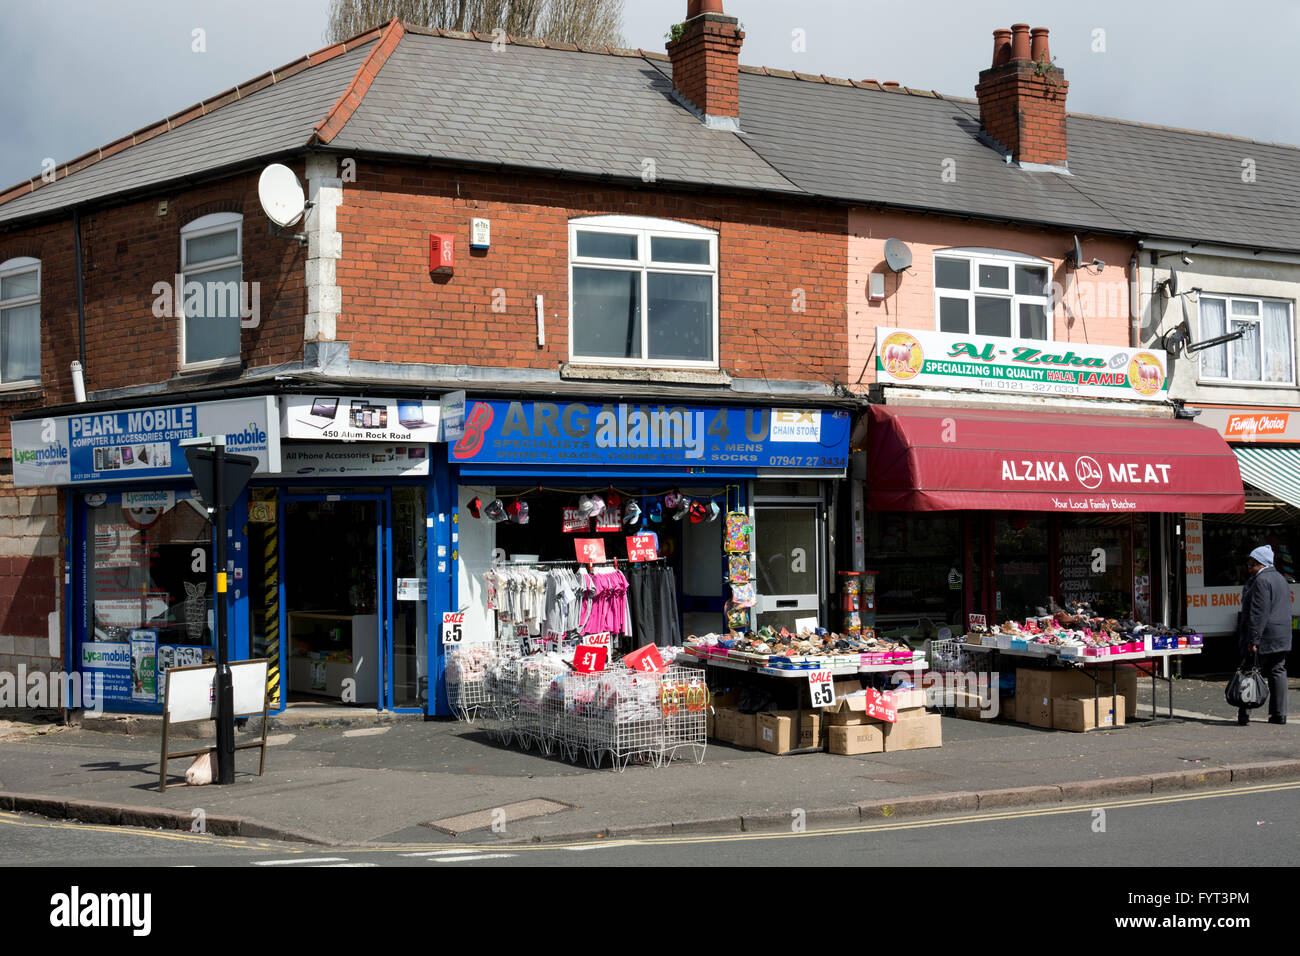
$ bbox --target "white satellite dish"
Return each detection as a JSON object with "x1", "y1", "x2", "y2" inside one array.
[{"x1": 258, "y1": 164, "x2": 306, "y2": 228}]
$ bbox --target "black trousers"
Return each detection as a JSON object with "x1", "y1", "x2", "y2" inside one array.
[
  {"x1": 1238, "y1": 651, "x2": 1288, "y2": 719},
  {"x1": 627, "y1": 564, "x2": 681, "y2": 648}
]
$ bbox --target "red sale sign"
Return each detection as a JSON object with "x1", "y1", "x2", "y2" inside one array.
[
  {"x1": 623, "y1": 644, "x2": 667, "y2": 674},
  {"x1": 863, "y1": 688, "x2": 897, "y2": 723},
  {"x1": 573, "y1": 645, "x2": 608, "y2": 674},
  {"x1": 562, "y1": 507, "x2": 589, "y2": 532},
  {"x1": 626, "y1": 535, "x2": 658, "y2": 561},
  {"x1": 586, "y1": 632, "x2": 612, "y2": 647},
  {"x1": 594, "y1": 507, "x2": 622, "y2": 532},
  {"x1": 574, "y1": 538, "x2": 606, "y2": 563},
  {"x1": 967, "y1": 613, "x2": 986, "y2": 632}
]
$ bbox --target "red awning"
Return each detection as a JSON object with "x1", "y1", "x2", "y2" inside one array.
[{"x1": 867, "y1": 405, "x2": 1244, "y2": 514}]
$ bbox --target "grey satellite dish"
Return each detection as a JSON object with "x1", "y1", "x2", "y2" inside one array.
[
  {"x1": 1167, "y1": 268, "x2": 1179, "y2": 296},
  {"x1": 258, "y1": 164, "x2": 306, "y2": 228},
  {"x1": 884, "y1": 238, "x2": 913, "y2": 272},
  {"x1": 1068, "y1": 235, "x2": 1083, "y2": 268}
]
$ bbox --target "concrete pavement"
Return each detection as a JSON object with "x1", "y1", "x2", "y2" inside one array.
[{"x1": 0, "y1": 678, "x2": 1294, "y2": 846}]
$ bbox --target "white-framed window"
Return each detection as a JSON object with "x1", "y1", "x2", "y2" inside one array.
[
  {"x1": 933, "y1": 248, "x2": 1052, "y2": 341},
  {"x1": 1197, "y1": 294, "x2": 1295, "y2": 386},
  {"x1": 179, "y1": 212, "x2": 243, "y2": 368},
  {"x1": 0, "y1": 256, "x2": 41, "y2": 386},
  {"x1": 568, "y1": 216, "x2": 718, "y2": 367}
]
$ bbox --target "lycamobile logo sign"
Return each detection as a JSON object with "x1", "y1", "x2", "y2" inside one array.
[
  {"x1": 14, "y1": 441, "x2": 68, "y2": 464},
  {"x1": 875, "y1": 328, "x2": 1168, "y2": 401}
]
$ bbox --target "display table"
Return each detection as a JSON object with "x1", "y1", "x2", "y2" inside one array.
[
  {"x1": 287, "y1": 612, "x2": 378, "y2": 704},
  {"x1": 956, "y1": 642, "x2": 1202, "y2": 719},
  {"x1": 677, "y1": 652, "x2": 926, "y2": 755}
]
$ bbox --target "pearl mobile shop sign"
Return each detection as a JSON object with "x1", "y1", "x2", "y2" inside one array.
[{"x1": 876, "y1": 328, "x2": 1168, "y2": 401}]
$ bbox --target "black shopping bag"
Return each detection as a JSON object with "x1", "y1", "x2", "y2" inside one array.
[{"x1": 1225, "y1": 651, "x2": 1270, "y2": 710}]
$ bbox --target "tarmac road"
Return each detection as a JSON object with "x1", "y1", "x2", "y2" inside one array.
[{"x1": 3, "y1": 779, "x2": 1296, "y2": 868}]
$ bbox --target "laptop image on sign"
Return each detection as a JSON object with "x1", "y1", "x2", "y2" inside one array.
[
  {"x1": 397, "y1": 401, "x2": 434, "y2": 429},
  {"x1": 299, "y1": 397, "x2": 339, "y2": 429}
]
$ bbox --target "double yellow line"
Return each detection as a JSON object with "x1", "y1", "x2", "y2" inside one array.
[{"x1": 3, "y1": 779, "x2": 1295, "y2": 856}]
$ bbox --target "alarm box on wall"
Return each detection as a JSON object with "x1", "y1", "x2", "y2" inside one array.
[{"x1": 429, "y1": 233, "x2": 454, "y2": 274}]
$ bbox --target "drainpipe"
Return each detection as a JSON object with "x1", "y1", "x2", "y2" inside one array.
[
  {"x1": 73, "y1": 209, "x2": 88, "y2": 400},
  {"x1": 1129, "y1": 251, "x2": 1140, "y2": 349}
]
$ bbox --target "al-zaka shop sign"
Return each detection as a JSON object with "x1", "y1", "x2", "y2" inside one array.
[
  {"x1": 450, "y1": 400, "x2": 850, "y2": 471},
  {"x1": 876, "y1": 328, "x2": 1169, "y2": 402},
  {"x1": 867, "y1": 405, "x2": 1244, "y2": 514}
]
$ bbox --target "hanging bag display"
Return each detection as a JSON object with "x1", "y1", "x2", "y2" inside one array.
[
  {"x1": 1225, "y1": 650, "x2": 1269, "y2": 710},
  {"x1": 724, "y1": 510, "x2": 751, "y2": 553}
]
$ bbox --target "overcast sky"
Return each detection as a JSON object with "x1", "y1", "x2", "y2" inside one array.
[{"x1": 2, "y1": 0, "x2": 1298, "y2": 187}]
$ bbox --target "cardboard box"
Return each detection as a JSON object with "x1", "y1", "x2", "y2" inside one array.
[
  {"x1": 714, "y1": 706, "x2": 736, "y2": 742},
  {"x1": 1053, "y1": 694, "x2": 1126, "y2": 732},
  {"x1": 891, "y1": 689, "x2": 926, "y2": 710},
  {"x1": 731, "y1": 711, "x2": 758, "y2": 749},
  {"x1": 882, "y1": 711, "x2": 943, "y2": 751},
  {"x1": 757, "y1": 711, "x2": 796, "y2": 755},
  {"x1": 999, "y1": 696, "x2": 1016, "y2": 721},
  {"x1": 1015, "y1": 666, "x2": 1137, "y2": 724},
  {"x1": 797, "y1": 710, "x2": 824, "y2": 749},
  {"x1": 828, "y1": 722, "x2": 884, "y2": 755}
]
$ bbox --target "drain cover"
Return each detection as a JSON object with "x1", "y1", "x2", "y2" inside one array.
[{"x1": 424, "y1": 799, "x2": 573, "y2": 835}]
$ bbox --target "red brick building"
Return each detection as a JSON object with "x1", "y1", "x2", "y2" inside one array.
[{"x1": 1, "y1": 5, "x2": 1290, "y2": 712}]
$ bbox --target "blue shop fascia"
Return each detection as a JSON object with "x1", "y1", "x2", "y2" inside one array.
[{"x1": 10, "y1": 386, "x2": 851, "y2": 717}]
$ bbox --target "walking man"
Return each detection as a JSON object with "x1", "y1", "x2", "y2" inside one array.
[{"x1": 1238, "y1": 545, "x2": 1292, "y2": 725}]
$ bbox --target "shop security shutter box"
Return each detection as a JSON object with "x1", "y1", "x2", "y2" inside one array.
[
  {"x1": 882, "y1": 711, "x2": 943, "y2": 751},
  {"x1": 829, "y1": 722, "x2": 885, "y2": 755}
]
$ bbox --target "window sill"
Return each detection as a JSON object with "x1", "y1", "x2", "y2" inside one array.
[
  {"x1": 1195, "y1": 378, "x2": 1298, "y2": 390},
  {"x1": 0, "y1": 382, "x2": 43, "y2": 402},
  {"x1": 560, "y1": 363, "x2": 731, "y2": 386},
  {"x1": 172, "y1": 361, "x2": 243, "y2": 385}
]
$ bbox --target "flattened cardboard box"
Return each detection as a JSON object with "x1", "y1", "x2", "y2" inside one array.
[{"x1": 829, "y1": 722, "x2": 884, "y2": 755}]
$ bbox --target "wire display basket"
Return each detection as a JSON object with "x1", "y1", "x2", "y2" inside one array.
[
  {"x1": 445, "y1": 642, "x2": 497, "y2": 722},
  {"x1": 466, "y1": 647, "x2": 707, "y2": 772}
]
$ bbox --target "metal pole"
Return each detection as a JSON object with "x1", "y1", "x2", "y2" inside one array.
[{"x1": 214, "y1": 436, "x2": 235, "y2": 785}]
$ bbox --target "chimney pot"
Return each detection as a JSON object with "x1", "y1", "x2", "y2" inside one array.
[
  {"x1": 976, "y1": 22, "x2": 1068, "y2": 166},
  {"x1": 1010, "y1": 23, "x2": 1031, "y2": 60},
  {"x1": 1030, "y1": 27, "x2": 1050, "y2": 63},
  {"x1": 991, "y1": 28, "x2": 1012, "y2": 66},
  {"x1": 688, "y1": 0, "x2": 724, "y2": 16}
]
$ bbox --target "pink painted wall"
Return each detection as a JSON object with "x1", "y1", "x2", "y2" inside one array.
[{"x1": 847, "y1": 210, "x2": 1137, "y2": 391}]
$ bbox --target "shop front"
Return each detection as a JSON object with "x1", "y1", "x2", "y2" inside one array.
[
  {"x1": 12, "y1": 390, "x2": 460, "y2": 717},
  {"x1": 1181, "y1": 404, "x2": 1300, "y2": 643},
  {"x1": 447, "y1": 399, "x2": 852, "y2": 655},
  {"x1": 866, "y1": 329, "x2": 1247, "y2": 644},
  {"x1": 863, "y1": 403, "x2": 1245, "y2": 638}
]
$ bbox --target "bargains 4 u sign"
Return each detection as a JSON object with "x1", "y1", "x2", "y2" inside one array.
[{"x1": 876, "y1": 328, "x2": 1168, "y2": 401}]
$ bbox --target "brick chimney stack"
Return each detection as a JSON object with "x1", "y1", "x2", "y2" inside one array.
[
  {"x1": 975, "y1": 24, "x2": 1069, "y2": 167},
  {"x1": 667, "y1": 0, "x2": 744, "y2": 131}
]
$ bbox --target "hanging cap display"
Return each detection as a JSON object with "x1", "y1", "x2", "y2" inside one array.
[
  {"x1": 606, "y1": 491, "x2": 621, "y2": 508},
  {"x1": 708, "y1": 501, "x2": 721, "y2": 521},
  {"x1": 663, "y1": 491, "x2": 682, "y2": 510},
  {"x1": 578, "y1": 494, "x2": 605, "y2": 518},
  {"x1": 623, "y1": 500, "x2": 642, "y2": 525},
  {"x1": 688, "y1": 501, "x2": 709, "y2": 523},
  {"x1": 512, "y1": 500, "x2": 530, "y2": 525},
  {"x1": 648, "y1": 500, "x2": 664, "y2": 523},
  {"x1": 483, "y1": 498, "x2": 508, "y2": 522},
  {"x1": 468, "y1": 496, "x2": 482, "y2": 519},
  {"x1": 672, "y1": 497, "x2": 691, "y2": 520}
]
